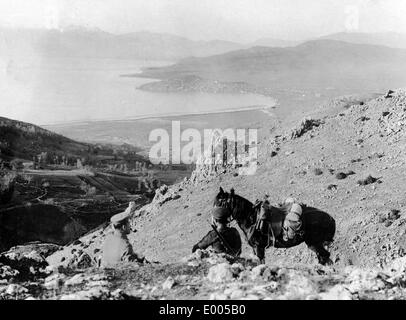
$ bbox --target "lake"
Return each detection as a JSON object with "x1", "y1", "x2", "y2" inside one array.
[{"x1": 0, "y1": 56, "x2": 276, "y2": 126}]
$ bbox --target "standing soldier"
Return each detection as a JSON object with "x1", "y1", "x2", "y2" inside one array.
[
  {"x1": 192, "y1": 207, "x2": 242, "y2": 256},
  {"x1": 101, "y1": 202, "x2": 146, "y2": 268}
]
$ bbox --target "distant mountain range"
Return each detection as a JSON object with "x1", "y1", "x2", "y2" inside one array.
[
  {"x1": 250, "y1": 38, "x2": 299, "y2": 48},
  {"x1": 2, "y1": 27, "x2": 406, "y2": 61},
  {"x1": 0, "y1": 27, "x2": 242, "y2": 60},
  {"x1": 319, "y1": 32, "x2": 406, "y2": 49},
  {"x1": 253, "y1": 32, "x2": 406, "y2": 49},
  {"x1": 140, "y1": 39, "x2": 406, "y2": 92}
]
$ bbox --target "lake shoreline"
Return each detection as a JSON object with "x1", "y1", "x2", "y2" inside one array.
[
  {"x1": 122, "y1": 72, "x2": 277, "y2": 98},
  {"x1": 42, "y1": 102, "x2": 278, "y2": 127}
]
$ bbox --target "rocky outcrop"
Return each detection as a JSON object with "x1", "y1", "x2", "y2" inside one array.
[{"x1": 290, "y1": 118, "x2": 324, "y2": 139}]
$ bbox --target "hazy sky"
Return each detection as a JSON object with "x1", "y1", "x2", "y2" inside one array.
[{"x1": 0, "y1": 0, "x2": 406, "y2": 42}]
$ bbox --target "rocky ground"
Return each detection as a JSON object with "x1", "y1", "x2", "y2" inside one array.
[
  {"x1": 1, "y1": 89, "x2": 406, "y2": 299},
  {"x1": 1, "y1": 248, "x2": 406, "y2": 300}
]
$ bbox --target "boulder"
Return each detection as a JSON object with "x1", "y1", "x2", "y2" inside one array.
[
  {"x1": 345, "y1": 268, "x2": 387, "y2": 293},
  {"x1": 162, "y1": 276, "x2": 176, "y2": 290},
  {"x1": 59, "y1": 287, "x2": 110, "y2": 300},
  {"x1": 250, "y1": 264, "x2": 268, "y2": 281},
  {"x1": 290, "y1": 118, "x2": 323, "y2": 139},
  {"x1": 384, "y1": 90, "x2": 394, "y2": 98},
  {"x1": 386, "y1": 257, "x2": 406, "y2": 285},
  {"x1": 282, "y1": 270, "x2": 317, "y2": 299},
  {"x1": 207, "y1": 263, "x2": 234, "y2": 283},
  {"x1": 5, "y1": 283, "x2": 28, "y2": 296},
  {"x1": 230, "y1": 263, "x2": 245, "y2": 277},
  {"x1": 0, "y1": 247, "x2": 48, "y2": 279},
  {"x1": 0, "y1": 263, "x2": 19, "y2": 280},
  {"x1": 357, "y1": 175, "x2": 380, "y2": 186},
  {"x1": 65, "y1": 273, "x2": 87, "y2": 286},
  {"x1": 44, "y1": 273, "x2": 66, "y2": 289},
  {"x1": 318, "y1": 285, "x2": 352, "y2": 300}
]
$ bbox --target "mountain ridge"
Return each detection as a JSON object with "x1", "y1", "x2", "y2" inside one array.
[
  {"x1": 319, "y1": 31, "x2": 406, "y2": 49},
  {"x1": 137, "y1": 39, "x2": 406, "y2": 95},
  {"x1": 0, "y1": 27, "x2": 243, "y2": 60}
]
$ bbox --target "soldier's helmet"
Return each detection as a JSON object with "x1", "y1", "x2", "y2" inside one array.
[{"x1": 212, "y1": 206, "x2": 231, "y2": 223}]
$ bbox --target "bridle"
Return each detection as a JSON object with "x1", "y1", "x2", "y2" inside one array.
[
  {"x1": 256, "y1": 200, "x2": 276, "y2": 248},
  {"x1": 214, "y1": 195, "x2": 236, "y2": 223},
  {"x1": 215, "y1": 192, "x2": 257, "y2": 225}
]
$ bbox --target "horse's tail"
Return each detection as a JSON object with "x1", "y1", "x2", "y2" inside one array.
[{"x1": 325, "y1": 214, "x2": 336, "y2": 244}]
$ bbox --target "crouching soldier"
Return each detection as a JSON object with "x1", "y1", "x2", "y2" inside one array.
[
  {"x1": 192, "y1": 207, "x2": 242, "y2": 256},
  {"x1": 101, "y1": 202, "x2": 146, "y2": 268}
]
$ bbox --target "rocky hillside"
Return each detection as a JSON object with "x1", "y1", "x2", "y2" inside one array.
[
  {"x1": 0, "y1": 116, "x2": 146, "y2": 169},
  {"x1": 1, "y1": 89, "x2": 406, "y2": 299},
  {"x1": 0, "y1": 116, "x2": 90, "y2": 161},
  {"x1": 55, "y1": 88, "x2": 404, "y2": 269}
]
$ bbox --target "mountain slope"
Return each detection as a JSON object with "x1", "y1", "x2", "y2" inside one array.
[
  {"x1": 0, "y1": 116, "x2": 146, "y2": 164},
  {"x1": 43, "y1": 89, "x2": 406, "y2": 272},
  {"x1": 0, "y1": 116, "x2": 90, "y2": 161}
]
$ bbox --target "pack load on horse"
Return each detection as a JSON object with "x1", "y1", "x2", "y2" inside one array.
[
  {"x1": 213, "y1": 187, "x2": 336, "y2": 265},
  {"x1": 192, "y1": 205, "x2": 242, "y2": 257},
  {"x1": 254, "y1": 197, "x2": 305, "y2": 246}
]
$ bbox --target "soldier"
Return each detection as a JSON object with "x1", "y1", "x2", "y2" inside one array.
[
  {"x1": 192, "y1": 206, "x2": 242, "y2": 256},
  {"x1": 101, "y1": 202, "x2": 146, "y2": 268}
]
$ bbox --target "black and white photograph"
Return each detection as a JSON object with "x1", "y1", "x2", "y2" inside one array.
[{"x1": 1, "y1": 0, "x2": 406, "y2": 305}]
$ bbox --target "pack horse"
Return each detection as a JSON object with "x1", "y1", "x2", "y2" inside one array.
[{"x1": 213, "y1": 187, "x2": 336, "y2": 265}]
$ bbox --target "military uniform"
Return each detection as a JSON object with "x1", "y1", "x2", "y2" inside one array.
[
  {"x1": 101, "y1": 202, "x2": 145, "y2": 268},
  {"x1": 192, "y1": 227, "x2": 242, "y2": 256},
  {"x1": 101, "y1": 230, "x2": 144, "y2": 268},
  {"x1": 192, "y1": 207, "x2": 242, "y2": 256}
]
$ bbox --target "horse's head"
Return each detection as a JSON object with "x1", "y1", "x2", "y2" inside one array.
[
  {"x1": 213, "y1": 186, "x2": 230, "y2": 207},
  {"x1": 213, "y1": 187, "x2": 256, "y2": 228}
]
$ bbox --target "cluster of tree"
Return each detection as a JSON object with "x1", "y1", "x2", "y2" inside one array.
[
  {"x1": 33, "y1": 152, "x2": 82, "y2": 168},
  {"x1": 105, "y1": 160, "x2": 151, "y2": 173}
]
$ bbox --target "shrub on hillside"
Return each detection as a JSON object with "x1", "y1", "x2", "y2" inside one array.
[
  {"x1": 80, "y1": 181, "x2": 97, "y2": 196},
  {"x1": 0, "y1": 170, "x2": 16, "y2": 204}
]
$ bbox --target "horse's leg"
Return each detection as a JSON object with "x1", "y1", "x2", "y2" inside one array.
[
  {"x1": 307, "y1": 243, "x2": 332, "y2": 265},
  {"x1": 255, "y1": 246, "x2": 266, "y2": 265}
]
